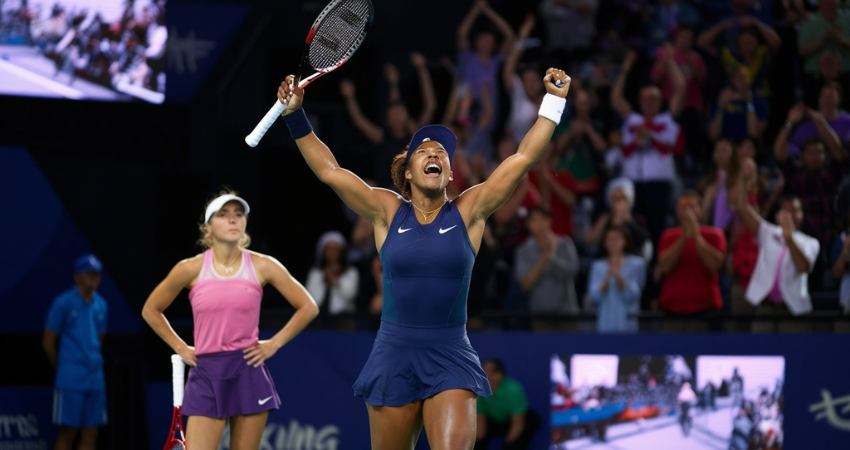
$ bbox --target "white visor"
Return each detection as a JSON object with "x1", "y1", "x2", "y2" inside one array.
[{"x1": 204, "y1": 194, "x2": 250, "y2": 223}]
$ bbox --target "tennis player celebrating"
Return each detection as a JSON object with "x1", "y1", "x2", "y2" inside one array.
[
  {"x1": 276, "y1": 67, "x2": 570, "y2": 449},
  {"x1": 142, "y1": 191, "x2": 318, "y2": 450}
]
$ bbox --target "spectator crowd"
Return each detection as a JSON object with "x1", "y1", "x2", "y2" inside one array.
[
  {"x1": 302, "y1": 0, "x2": 850, "y2": 333},
  {"x1": 0, "y1": 0, "x2": 167, "y2": 95}
]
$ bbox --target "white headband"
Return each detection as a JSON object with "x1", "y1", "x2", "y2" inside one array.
[{"x1": 204, "y1": 194, "x2": 250, "y2": 223}]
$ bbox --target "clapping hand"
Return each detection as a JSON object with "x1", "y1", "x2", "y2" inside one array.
[
  {"x1": 777, "y1": 210, "x2": 795, "y2": 238},
  {"x1": 683, "y1": 208, "x2": 700, "y2": 238}
]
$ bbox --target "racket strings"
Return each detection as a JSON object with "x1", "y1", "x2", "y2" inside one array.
[{"x1": 309, "y1": 0, "x2": 371, "y2": 70}]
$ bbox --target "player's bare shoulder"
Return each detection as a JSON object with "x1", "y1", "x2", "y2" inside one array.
[
  {"x1": 174, "y1": 253, "x2": 205, "y2": 288},
  {"x1": 247, "y1": 251, "x2": 290, "y2": 285},
  {"x1": 372, "y1": 187, "x2": 405, "y2": 227},
  {"x1": 453, "y1": 183, "x2": 485, "y2": 223},
  {"x1": 176, "y1": 253, "x2": 205, "y2": 271}
]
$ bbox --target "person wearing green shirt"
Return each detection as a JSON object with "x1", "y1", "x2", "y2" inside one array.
[
  {"x1": 475, "y1": 359, "x2": 539, "y2": 449},
  {"x1": 798, "y1": 0, "x2": 850, "y2": 104}
]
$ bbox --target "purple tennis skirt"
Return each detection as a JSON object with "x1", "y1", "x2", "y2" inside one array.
[
  {"x1": 352, "y1": 321, "x2": 492, "y2": 407},
  {"x1": 182, "y1": 349, "x2": 281, "y2": 418}
]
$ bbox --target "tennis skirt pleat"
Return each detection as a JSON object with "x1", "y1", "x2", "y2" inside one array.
[
  {"x1": 182, "y1": 349, "x2": 281, "y2": 418},
  {"x1": 353, "y1": 321, "x2": 492, "y2": 406}
]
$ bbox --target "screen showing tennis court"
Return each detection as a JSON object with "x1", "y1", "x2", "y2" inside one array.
[
  {"x1": 550, "y1": 354, "x2": 785, "y2": 450},
  {"x1": 0, "y1": 0, "x2": 166, "y2": 102}
]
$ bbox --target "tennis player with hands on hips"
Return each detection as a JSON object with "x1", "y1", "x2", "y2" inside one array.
[
  {"x1": 142, "y1": 191, "x2": 319, "y2": 450},
  {"x1": 276, "y1": 67, "x2": 570, "y2": 449}
]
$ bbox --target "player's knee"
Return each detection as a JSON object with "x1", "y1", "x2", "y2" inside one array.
[
  {"x1": 433, "y1": 430, "x2": 475, "y2": 450},
  {"x1": 79, "y1": 427, "x2": 98, "y2": 444}
]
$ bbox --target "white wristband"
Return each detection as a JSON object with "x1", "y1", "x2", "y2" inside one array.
[{"x1": 539, "y1": 93, "x2": 567, "y2": 125}]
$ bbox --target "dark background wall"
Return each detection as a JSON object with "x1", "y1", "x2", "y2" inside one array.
[
  {"x1": 0, "y1": 0, "x2": 539, "y2": 448},
  {"x1": 0, "y1": 0, "x2": 538, "y2": 319}
]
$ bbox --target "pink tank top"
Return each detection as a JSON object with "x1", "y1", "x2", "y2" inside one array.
[{"x1": 188, "y1": 250, "x2": 263, "y2": 355}]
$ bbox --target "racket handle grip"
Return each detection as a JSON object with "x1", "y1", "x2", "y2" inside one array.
[
  {"x1": 171, "y1": 354, "x2": 186, "y2": 407},
  {"x1": 245, "y1": 100, "x2": 288, "y2": 147}
]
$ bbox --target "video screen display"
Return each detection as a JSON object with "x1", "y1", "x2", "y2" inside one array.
[
  {"x1": 0, "y1": 0, "x2": 166, "y2": 103},
  {"x1": 550, "y1": 354, "x2": 785, "y2": 450}
]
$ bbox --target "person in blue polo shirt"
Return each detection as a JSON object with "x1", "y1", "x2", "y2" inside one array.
[{"x1": 42, "y1": 254, "x2": 108, "y2": 450}]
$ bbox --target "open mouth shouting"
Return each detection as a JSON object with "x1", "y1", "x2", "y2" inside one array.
[{"x1": 424, "y1": 162, "x2": 443, "y2": 178}]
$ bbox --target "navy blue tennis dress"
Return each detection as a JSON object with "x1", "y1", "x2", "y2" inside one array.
[{"x1": 352, "y1": 200, "x2": 492, "y2": 406}]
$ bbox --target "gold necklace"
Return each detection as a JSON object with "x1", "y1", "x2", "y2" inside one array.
[
  {"x1": 412, "y1": 197, "x2": 447, "y2": 222},
  {"x1": 214, "y1": 252, "x2": 241, "y2": 274}
]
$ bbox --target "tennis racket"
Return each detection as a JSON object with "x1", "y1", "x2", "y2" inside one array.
[
  {"x1": 163, "y1": 354, "x2": 186, "y2": 450},
  {"x1": 245, "y1": 0, "x2": 375, "y2": 147}
]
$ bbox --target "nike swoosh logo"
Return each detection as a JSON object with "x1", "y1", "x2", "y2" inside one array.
[
  {"x1": 258, "y1": 396, "x2": 273, "y2": 405},
  {"x1": 439, "y1": 225, "x2": 457, "y2": 234},
  {"x1": 398, "y1": 227, "x2": 412, "y2": 234}
]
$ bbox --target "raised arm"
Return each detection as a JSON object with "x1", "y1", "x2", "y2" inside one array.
[
  {"x1": 339, "y1": 79, "x2": 384, "y2": 145},
  {"x1": 650, "y1": 48, "x2": 669, "y2": 84},
  {"x1": 479, "y1": 0, "x2": 516, "y2": 55},
  {"x1": 280, "y1": 78, "x2": 398, "y2": 228},
  {"x1": 457, "y1": 0, "x2": 483, "y2": 51},
  {"x1": 611, "y1": 51, "x2": 636, "y2": 119},
  {"x1": 760, "y1": 170, "x2": 784, "y2": 217},
  {"x1": 696, "y1": 18, "x2": 733, "y2": 57},
  {"x1": 410, "y1": 52, "x2": 437, "y2": 128},
  {"x1": 503, "y1": 14, "x2": 535, "y2": 92},
  {"x1": 665, "y1": 56, "x2": 687, "y2": 117},
  {"x1": 463, "y1": 69, "x2": 570, "y2": 222},
  {"x1": 440, "y1": 57, "x2": 462, "y2": 126},
  {"x1": 731, "y1": 180, "x2": 763, "y2": 236},
  {"x1": 141, "y1": 256, "x2": 203, "y2": 366},
  {"x1": 808, "y1": 108, "x2": 846, "y2": 162},
  {"x1": 774, "y1": 103, "x2": 806, "y2": 164},
  {"x1": 751, "y1": 17, "x2": 782, "y2": 53},
  {"x1": 384, "y1": 63, "x2": 402, "y2": 104}
]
